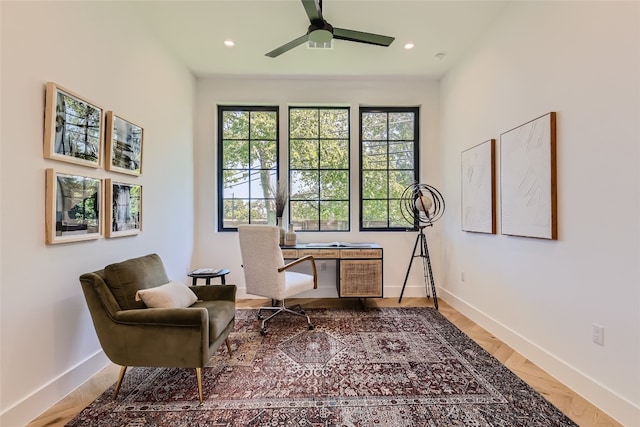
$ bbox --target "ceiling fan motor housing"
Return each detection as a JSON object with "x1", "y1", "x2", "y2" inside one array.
[{"x1": 308, "y1": 21, "x2": 333, "y2": 43}]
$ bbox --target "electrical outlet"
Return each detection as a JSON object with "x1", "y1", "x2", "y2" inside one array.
[{"x1": 592, "y1": 323, "x2": 604, "y2": 346}]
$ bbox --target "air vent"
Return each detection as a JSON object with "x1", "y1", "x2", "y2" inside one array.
[{"x1": 308, "y1": 40, "x2": 333, "y2": 49}]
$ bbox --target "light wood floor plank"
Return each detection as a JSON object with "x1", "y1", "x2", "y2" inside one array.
[{"x1": 26, "y1": 298, "x2": 621, "y2": 427}]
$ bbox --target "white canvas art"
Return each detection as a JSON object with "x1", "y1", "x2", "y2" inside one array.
[
  {"x1": 500, "y1": 112, "x2": 557, "y2": 239},
  {"x1": 461, "y1": 139, "x2": 495, "y2": 234}
]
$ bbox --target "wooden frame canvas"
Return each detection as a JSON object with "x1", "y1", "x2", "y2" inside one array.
[
  {"x1": 45, "y1": 169, "x2": 102, "y2": 244},
  {"x1": 461, "y1": 139, "x2": 496, "y2": 234},
  {"x1": 105, "y1": 112, "x2": 143, "y2": 175},
  {"x1": 500, "y1": 112, "x2": 557, "y2": 239},
  {"x1": 44, "y1": 82, "x2": 103, "y2": 168},
  {"x1": 105, "y1": 179, "x2": 142, "y2": 237}
]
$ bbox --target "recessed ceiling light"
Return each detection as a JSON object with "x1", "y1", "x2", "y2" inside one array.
[
  {"x1": 435, "y1": 51, "x2": 446, "y2": 60},
  {"x1": 404, "y1": 43, "x2": 415, "y2": 50},
  {"x1": 224, "y1": 39, "x2": 235, "y2": 47}
]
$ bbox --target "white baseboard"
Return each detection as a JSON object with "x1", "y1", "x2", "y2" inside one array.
[
  {"x1": 0, "y1": 350, "x2": 110, "y2": 427},
  {"x1": 439, "y1": 288, "x2": 639, "y2": 427}
]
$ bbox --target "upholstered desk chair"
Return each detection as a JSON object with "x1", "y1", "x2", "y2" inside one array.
[
  {"x1": 238, "y1": 224, "x2": 317, "y2": 335},
  {"x1": 79, "y1": 254, "x2": 236, "y2": 403}
]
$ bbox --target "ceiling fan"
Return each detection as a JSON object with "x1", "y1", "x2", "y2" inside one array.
[{"x1": 265, "y1": 0, "x2": 395, "y2": 58}]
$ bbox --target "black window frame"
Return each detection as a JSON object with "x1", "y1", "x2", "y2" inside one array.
[
  {"x1": 359, "y1": 107, "x2": 420, "y2": 231},
  {"x1": 217, "y1": 105, "x2": 280, "y2": 231},
  {"x1": 288, "y1": 106, "x2": 351, "y2": 232}
]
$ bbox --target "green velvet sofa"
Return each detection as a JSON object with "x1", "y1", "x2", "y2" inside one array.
[{"x1": 79, "y1": 253, "x2": 236, "y2": 402}]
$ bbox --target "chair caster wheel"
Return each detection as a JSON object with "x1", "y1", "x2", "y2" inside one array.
[
  {"x1": 308, "y1": 324, "x2": 315, "y2": 330},
  {"x1": 300, "y1": 309, "x2": 305, "y2": 315},
  {"x1": 257, "y1": 314, "x2": 263, "y2": 320},
  {"x1": 260, "y1": 328, "x2": 267, "y2": 336}
]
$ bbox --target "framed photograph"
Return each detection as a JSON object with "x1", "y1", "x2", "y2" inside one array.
[
  {"x1": 44, "y1": 82, "x2": 103, "y2": 168},
  {"x1": 105, "y1": 112, "x2": 143, "y2": 175},
  {"x1": 500, "y1": 112, "x2": 557, "y2": 239},
  {"x1": 461, "y1": 139, "x2": 496, "y2": 234},
  {"x1": 105, "y1": 179, "x2": 142, "y2": 237},
  {"x1": 45, "y1": 169, "x2": 102, "y2": 244}
]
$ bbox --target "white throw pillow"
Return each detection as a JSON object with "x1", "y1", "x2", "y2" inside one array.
[{"x1": 135, "y1": 281, "x2": 197, "y2": 308}]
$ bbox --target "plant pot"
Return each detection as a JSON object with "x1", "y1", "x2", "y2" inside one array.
[{"x1": 277, "y1": 217, "x2": 285, "y2": 245}]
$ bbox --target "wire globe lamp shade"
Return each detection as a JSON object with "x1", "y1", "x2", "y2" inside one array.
[{"x1": 400, "y1": 182, "x2": 445, "y2": 228}]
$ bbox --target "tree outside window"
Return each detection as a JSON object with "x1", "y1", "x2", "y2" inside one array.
[
  {"x1": 289, "y1": 107, "x2": 350, "y2": 231},
  {"x1": 360, "y1": 107, "x2": 419, "y2": 231},
  {"x1": 218, "y1": 106, "x2": 279, "y2": 230}
]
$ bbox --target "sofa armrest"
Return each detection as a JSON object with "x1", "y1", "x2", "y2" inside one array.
[
  {"x1": 113, "y1": 307, "x2": 208, "y2": 327},
  {"x1": 189, "y1": 284, "x2": 237, "y2": 301}
]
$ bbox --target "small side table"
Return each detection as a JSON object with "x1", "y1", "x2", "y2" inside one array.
[{"x1": 188, "y1": 268, "x2": 230, "y2": 285}]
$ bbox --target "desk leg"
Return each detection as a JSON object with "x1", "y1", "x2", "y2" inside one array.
[
  {"x1": 221, "y1": 276, "x2": 226, "y2": 285},
  {"x1": 205, "y1": 278, "x2": 211, "y2": 285},
  {"x1": 192, "y1": 278, "x2": 197, "y2": 286}
]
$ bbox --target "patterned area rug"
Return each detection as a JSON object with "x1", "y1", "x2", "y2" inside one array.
[{"x1": 68, "y1": 308, "x2": 577, "y2": 426}]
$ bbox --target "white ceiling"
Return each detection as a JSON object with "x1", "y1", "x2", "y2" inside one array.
[{"x1": 130, "y1": 0, "x2": 510, "y2": 78}]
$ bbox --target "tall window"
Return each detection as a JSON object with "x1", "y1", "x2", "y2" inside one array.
[
  {"x1": 218, "y1": 106, "x2": 279, "y2": 231},
  {"x1": 289, "y1": 107, "x2": 350, "y2": 231},
  {"x1": 360, "y1": 107, "x2": 419, "y2": 231}
]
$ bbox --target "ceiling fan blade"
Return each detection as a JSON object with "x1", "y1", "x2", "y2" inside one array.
[
  {"x1": 333, "y1": 28, "x2": 395, "y2": 47},
  {"x1": 301, "y1": 0, "x2": 323, "y2": 23},
  {"x1": 265, "y1": 34, "x2": 310, "y2": 58}
]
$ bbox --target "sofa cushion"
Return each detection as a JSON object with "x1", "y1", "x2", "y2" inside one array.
[
  {"x1": 135, "y1": 281, "x2": 198, "y2": 309},
  {"x1": 104, "y1": 254, "x2": 169, "y2": 310},
  {"x1": 192, "y1": 299, "x2": 236, "y2": 344}
]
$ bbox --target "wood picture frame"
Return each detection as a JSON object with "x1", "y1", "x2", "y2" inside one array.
[
  {"x1": 105, "y1": 179, "x2": 142, "y2": 237},
  {"x1": 44, "y1": 82, "x2": 103, "y2": 168},
  {"x1": 461, "y1": 139, "x2": 496, "y2": 234},
  {"x1": 500, "y1": 112, "x2": 557, "y2": 239},
  {"x1": 105, "y1": 112, "x2": 143, "y2": 176},
  {"x1": 45, "y1": 168, "x2": 102, "y2": 244}
]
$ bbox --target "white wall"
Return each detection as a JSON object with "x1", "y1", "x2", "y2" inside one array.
[
  {"x1": 194, "y1": 77, "x2": 443, "y2": 299},
  {"x1": 0, "y1": 2, "x2": 195, "y2": 426},
  {"x1": 439, "y1": 2, "x2": 639, "y2": 425}
]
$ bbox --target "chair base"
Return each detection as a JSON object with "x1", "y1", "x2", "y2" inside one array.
[
  {"x1": 257, "y1": 300, "x2": 314, "y2": 335},
  {"x1": 112, "y1": 338, "x2": 233, "y2": 403}
]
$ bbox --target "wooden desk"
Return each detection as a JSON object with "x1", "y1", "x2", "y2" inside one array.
[{"x1": 281, "y1": 244, "x2": 383, "y2": 298}]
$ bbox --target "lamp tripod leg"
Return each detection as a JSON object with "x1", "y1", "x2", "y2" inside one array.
[
  {"x1": 398, "y1": 232, "x2": 421, "y2": 303},
  {"x1": 420, "y1": 233, "x2": 430, "y2": 298},
  {"x1": 421, "y1": 231, "x2": 438, "y2": 310}
]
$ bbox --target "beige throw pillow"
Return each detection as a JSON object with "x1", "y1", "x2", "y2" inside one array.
[{"x1": 135, "y1": 281, "x2": 197, "y2": 308}]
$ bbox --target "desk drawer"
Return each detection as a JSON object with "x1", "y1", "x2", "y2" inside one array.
[
  {"x1": 281, "y1": 249, "x2": 299, "y2": 259},
  {"x1": 298, "y1": 248, "x2": 341, "y2": 259},
  {"x1": 339, "y1": 259, "x2": 383, "y2": 297},
  {"x1": 339, "y1": 248, "x2": 382, "y2": 259}
]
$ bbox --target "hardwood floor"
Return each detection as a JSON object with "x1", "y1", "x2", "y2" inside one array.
[{"x1": 27, "y1": 298, "x2": 621, "y2": 427}]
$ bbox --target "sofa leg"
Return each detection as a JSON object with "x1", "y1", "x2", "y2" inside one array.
[
  {"x1": 114, "y1": 366, "x2": 127, "y2": 399},
  {"x1": 225, "y1": 338, "x2": 233, "y2": 356},
  {"x1": 196, "y1": 367, "x2": 203, "y2": 403}
]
